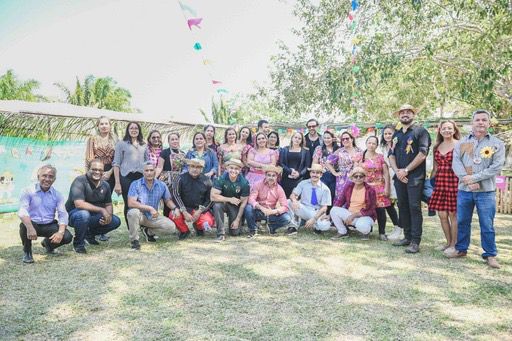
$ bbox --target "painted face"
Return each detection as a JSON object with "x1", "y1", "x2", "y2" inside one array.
[
  {"x1": 366, "y1": 137, "x2": 378, "y2": 152},
  {"x1": 38, "y1": 168, "x2": 56, "y2": 191},
  {"x1": 439, "y1": 122, "x2": 455, "y2": 139},
  {"x1": 240, "y1": 128, "x2": 250, "y2": 140},
  {"x1": 265, "y1": 171, "x2": 278, "y2": 184},
  {"x1": 323, "y1": 133, "x2": 333, "y2": 146},
  {"x1": 399, "y1": 109, "x2": 414, "y2": 125},
  {"x1": 128, "y1": 123, "x2": 139, "y2": 138},
  {"x1": 292, "y1": 133, "x2": 302, "y2": 146},
  {"x1": 268, "y1": 134, "x2": 278, "y2": 147},
  {"x1": 227, "y1": 130, "x2": 237, "y2": 142},
  {"x1": 88, "y1": 161, "x2": 104, "y2": 181},
  {"x1": 188, "y1": 164, "x2": 203, "y2": 178},
  {"x1": 194, "y1": 134, "x2": 205, "y2": 148},
  {"x1": 341, "y1": 134, "x2": 352, "y2": 147},
  {"x1": 227, "y1": 165, "x2": 241, "y2": 178},
  {"x1": 168, "y1": 134, "x2": 180, "y2": 149},
  {"x1": 143, "y1": 164, "x2": 156, "y2": 180},
  {"x1": 256, "y1": 134, "x2": 267, "y2": 148},
  {"x1": 97, "y1": 118, "x2": 111, "y2": 134},
  {"x1": 472, "y1": 113, "x2": 490, "y2": 134},
  {"x1": 150, "y1": 133, "x2": 161, "y2": 146},
  {"x1": 383, "y1": 128, "x2": 394, "y2": 142}
]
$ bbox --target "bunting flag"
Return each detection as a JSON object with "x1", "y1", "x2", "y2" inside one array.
[
  {"x1": 179, "y1": 1, "x2": 197, "y2": 16},
  {"x1": 212, "y1": 80, "x2": 222, "y2": 85},
  {"x1": 187, "y1": 17, "x2": 203, "y2": 30},
  {"x1": 193, "y1": 42, "x2": 202, "y2": 50}
]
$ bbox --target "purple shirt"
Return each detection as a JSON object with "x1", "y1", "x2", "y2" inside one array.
[{"x1": 18, "y1": 184, "x2": 69, "y2": 225}]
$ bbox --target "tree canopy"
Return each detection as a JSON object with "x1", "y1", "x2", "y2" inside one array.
[{"x1": 0, "y1": 70, "x2": 42, "y2": 102}]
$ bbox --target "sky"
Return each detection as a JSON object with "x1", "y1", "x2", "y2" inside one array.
[{"x1": 0, "y1": 0, "x2": 300, "y2": 123}]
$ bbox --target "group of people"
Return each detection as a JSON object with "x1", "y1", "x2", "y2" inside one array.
[{"x1": 18, "y1": 105, "x2": 505, "y2": 269}]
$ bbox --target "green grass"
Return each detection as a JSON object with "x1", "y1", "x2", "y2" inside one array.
[{"x1": 1, "y1": 211, "x2": 511, "y2": 340}]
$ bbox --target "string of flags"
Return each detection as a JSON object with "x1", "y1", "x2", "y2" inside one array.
[
  {"x1": 177, "y1": 1, "x2": 229, "y2": 96},
  {"x1": 347, "y1": 0, "x2": 362, "y2": 109}
]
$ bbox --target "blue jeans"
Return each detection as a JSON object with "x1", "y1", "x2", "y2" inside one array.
[
  {"x1": 244, "y1": 205, "x2": 291, "y2": 233},
  {"x1": 455, "y1": 191, "x2": 497, "y2": 258},
  {"x1": 68, "y1": 209, "x2": 121, "y2": 247}
]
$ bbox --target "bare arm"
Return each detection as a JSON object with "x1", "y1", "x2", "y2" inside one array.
[{"x1": 155, "y1": 156, "x2": 165, "y2": 178}]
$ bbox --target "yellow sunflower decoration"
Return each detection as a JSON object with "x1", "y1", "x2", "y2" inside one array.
[{"x1": 480, "y1": 146, "x2": 495, "y2": 159}]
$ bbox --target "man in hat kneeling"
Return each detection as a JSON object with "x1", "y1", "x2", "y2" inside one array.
[
  {"x1": 245, "y1": 165, "x2": 292, "y2": 237},
  {"x1": 287, "y1": 164, "x2": 332, "y2": 235},
  {"x1": 211, "y1": 159, "x2": 250, "y2": 242}
]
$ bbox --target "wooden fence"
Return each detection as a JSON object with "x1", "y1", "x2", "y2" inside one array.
[{"x1": 496, "y1": 175, "x2": 512, "y2": 214}]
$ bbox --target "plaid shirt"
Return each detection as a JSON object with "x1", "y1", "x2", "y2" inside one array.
[{"x1": 128, "y1": 177, "x2": 170, "y2": 219}]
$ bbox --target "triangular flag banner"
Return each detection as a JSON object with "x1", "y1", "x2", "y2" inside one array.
[
  {"x1": 187, "y1": 17, "x2": 203, "y2": 30},
  {"x1": 203, "y1": 59, "x2": 212, "y2": 65},
  {"x1": 217, "y1": 88, "x2": 228, "y2": 94},
  {"x1": 193, "y1": 42, "x2": 202, "y2": 50},
  {"x1": 351, "y1": 0, "x2": 359, "y2": 11},
  {"x1": 179, "y1": 1, "x2": 197, "y2": 16},
  {"x1": 212, "y1": 80, "x2": 222, "y2": 85}
]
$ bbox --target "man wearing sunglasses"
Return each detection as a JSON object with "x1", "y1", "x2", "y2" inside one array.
[{"x1": 304, "y1": 119, "x2": 323, "y2": 162}]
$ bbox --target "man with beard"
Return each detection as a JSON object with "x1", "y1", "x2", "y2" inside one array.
[
  {"x1": 445, "y1": 110, "x2": 505, "y2": 268},
  {"x1": 211, "y1": 159, "x2": 250, "y2": 242},
  {"x1": 304, "y1": 118, "x2": 323, "y2": 162},
  {"x1": 66, "y1": 159, "x2": 121, "y2": 253},
  {"x1": 18, "y1": 164, "x2": 73, "y2": 263},
  {"x1": 389, "y1": 104, "x2": 431, "y2": 254}
]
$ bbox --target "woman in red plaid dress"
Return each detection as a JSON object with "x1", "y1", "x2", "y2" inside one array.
[{"x1": 429, "y1": 120, "x2": 461, "y2": 254}]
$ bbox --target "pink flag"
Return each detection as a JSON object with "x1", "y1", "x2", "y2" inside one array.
[
  {"x1": 212, "y1": 80, "x2": 222, "y2": 85},
  {"x1": 188, "y1": 17, "x2": 203, "y2": 30},
  {"x1": 496, "y1": 176, "x2": 507, "y2": 191},
  {"x1": 348, "y1": 13, "x2": 354, "y2": 21}
]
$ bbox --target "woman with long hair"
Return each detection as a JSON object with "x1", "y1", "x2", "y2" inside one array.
[
  {"x1": 238, "y1": 126, "x2": 253, "y2": 175},
  {"x1": 326, "y1": 131, "x2": 362, "y2": 206},
  {"x1": 429, "y1": 120, "x2": 460, "y2": 254},
  {"x1": 312, "y1": 130, "x2": 339, "y2": 210},
  {"x1": 112, "y1": 122, "x2": 146, "y2": 228},
  {"x1": 217, "y1": 127, "x2": 243, "y2": 175},
  {"x1": 85, "y1": 116, "x2": 118, "y2": 241},
  {"x1": 203, "y1": 124, "x2": 219, "y2": 153},
  {"x1": 246, "y1": 132, "x2": 277, "y2": 186},
  {"x1": 360, "y1": 135, "x2": 399, "y2": 241},
  {"x1": 145, "y1": 129, "x2": 163, "y2": 167},
  {"x1": 279, "y1": 132, "x2": 311, "y2": 197},
  {"x1": 185, "y1": 132, "x2": 218, "y2": 178},
  {"x1": 267, "y1": 130, "x2": 281, "y2": 161},
  {"x1": 156, "y1": 132, "x2": 186, "y2": 217}
]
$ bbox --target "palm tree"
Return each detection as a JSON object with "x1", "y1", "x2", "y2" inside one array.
[
  {"x1": 55, "y1": 75, "x2": 132, "y2": 112},
  {"x1": 0, "y1": 69, "x2": 42, "y2": 101}
]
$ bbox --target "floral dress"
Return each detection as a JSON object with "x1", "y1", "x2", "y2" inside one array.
[
  {"x1": 327, "y1": 147, "x2": 362, "y2": 206},
  {"x1": 245, "y1": 148, "x2": 276, "y2": 186},
  {"x1": 361, "y1": 153, "x2": 391, "y2": 208},
  {"x1": 217, "y1": 143, "x2": 243, "y2": 174}
]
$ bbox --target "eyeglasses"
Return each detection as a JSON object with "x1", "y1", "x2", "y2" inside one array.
[
  {"x1": 352, "y1": 174, "x2": 365, "y2": 179},
  {"x1": 341, "y1": 137, "x2": 351, "y2": 141},
  {"x1": 307, "y1": 125, "x2": 317, "y2": 129},
  {"x1": 90, "y1": 168, "x2": 104, "y2": 172},
  {"x1": 151, "y1": 136, "x2": 161, "y2": 139}
]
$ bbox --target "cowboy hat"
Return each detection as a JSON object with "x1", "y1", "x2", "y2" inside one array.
[
  {"x1": 224, "y1": 159, "x2": 244, "y2": 169},
  {"x1": 349, "y1": 166, "x2": 366, "y2": 178},
  {"x1": 393, "y1": 104, "x2": 419, "y2": 116},
  {"x1": 263, "y1": 165, "x2": 283, "y2": 175},
  {"x1": 186, "y1": 158, "x2": 205, "y2": 167},
  {"x1": 307, "y1": 164, "x2": 324, "y2": 173}
]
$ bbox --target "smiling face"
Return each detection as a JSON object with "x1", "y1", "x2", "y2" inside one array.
[
  {"x1": 204, "y1": 126, "x2": 215, "y2": 139},
  {"x1": 309, "y1": 169, "x2": 322, "y2": 182},
  {"x1": 128, "y1": 123, "x2": 140, "y2": 139},
  {"x1": 351, "y1": 172, "x2": 366, "y2": 184},
  {"x1": 267, "y1": 133, "x2": 278, "y2": 147},
  {"x1": 97, "y1": 117, "x2": 111, "y2": 135},
  {"x1": 256, "y1": 133, "x2": 267, "y2": 148},
  {"x1": 291, "y1": 133, "x2": 303, "y2": 147},
  {"x1": 307, "y1": 120, "x2": 318, "y2": 135},
  {"x1": 398, "y1": 109, "x2": 415, "y2": 125},
  {"x1": 38, "y1": 167, "x2": 56, "y2": 191},
  {"x1": 168, "y1": 133, "x2": 180, "y2": 149},
  {"x1": 194, "y1": 133, "x2": 206, "y2": 149},
  {"x1": 88, "y1": 161, "x2": 104, "y2": 182},
  {"x1": 226, "y1": 129, "x2": 237, "y2": 143},
  {"x1": 439, "y1": 121, "x2": 456, "y2": 140},
  {"x1": 227, "y1": 164, "x2": 241, "y2": 179},
  {"x1": 240, "y1": 128, "x2": 250, "y2": 141},
  {"x1": 149, "y1": 132, "x2": 161, "y2": 147},
  {"x1": 323, "y1": 132, "x2": 333, "y2": 147},
  {"x1": 366, "y1": 136, "x2": 378, "y2": 152},
  {"x1": 261, "y1": 123, "x2": 270, "y2": 135},
  {"x1": 383, "y1": 127, "x2": 394, "y2": 143},
  {"x1": 340, "y1": 133, "x2": 353, "y2": 148}
]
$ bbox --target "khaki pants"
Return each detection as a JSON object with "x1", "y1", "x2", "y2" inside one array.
[{"x1": 127, "y1": 208, "x2": 177, "y2": 241}]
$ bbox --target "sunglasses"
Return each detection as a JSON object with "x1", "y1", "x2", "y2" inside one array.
[
  {"x1": 341, "y1": 137, "x2": 351, "y2": 141},
  {"x1": 352, "y1": 174, "x2": 365, "y2": 179},
  {"x1": 307, "y1": 125, "x2": 317, "y2": 129}
]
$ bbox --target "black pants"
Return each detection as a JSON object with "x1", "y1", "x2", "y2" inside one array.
[
  {"x1": 19, "y1": 221, "x2": 73, "y2": 252},
  {"x1": 376, "y1": 204, "x2": 399, "y2": 235},
  {"x1": 394, "y1": 178, "x2": 424, "y2": 244},
  {"x1": 213, "y1": 202, "x2": 242, "y2": 236},
  {"x1": 120, "y1": 172, "x2": 143, "y2": 229}
]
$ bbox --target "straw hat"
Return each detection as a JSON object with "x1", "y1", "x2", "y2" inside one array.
[
  {"x1": 263, "y1": 165, "x2": 283, "y2": 175},
  {"x1": 308, "y1": 164, "x2": 324, "y2": 173},
  {"x1": 349, "y1": 166, "x2": 366, "y2": 178},
  {"x1": 186, "y1": 158, "x2": 205, "y2": 167},
  {"x1": 224, "y1": 159, "x2": 243, "y2": 169},
  {"x1": 393, "y1": 104, "x2": 419, "y2": 116}
]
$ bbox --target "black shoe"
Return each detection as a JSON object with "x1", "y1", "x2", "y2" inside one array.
[
  {"x1": 214, "y1": 235, "x2": 225, "y2": 243},
  {"x1": 392, "y1": 238, "x2": 411, "y2": 247},
  {"x1": 98, "y1": 234, "x2": 109, "y2": 241},
  {"x1": 247, "y1": 231, "x2": 257, "y2": 238},
  {"x1": 141, "y1": 228, "x2": 156, "y2": 242},
  {"x1": 41, "y1": 239, "x2": 56, "y2": 254},
  {"x1": 405, "y1": 242, "x2": 420, "y2": 253},
  {"x1": 196, "y1": 229, "x2": 204, "y2": 237},
  {"x1": 287, "y1": 227, "x2": 298, "y2": 236},
  {"x1": 428, "y1": 210, "x2": 436, "y2": 217},
  {"x1": 74, "y1": 245, "x2": 87, "y2": 254},
  {"x1": 178, "y1": 230, "x2": 191, "y2": 240},
  {"x1": 314, "y1": 229, "x2": 323, "y2": 235},
  {"x1": 131, "y1": 240, "x2": 141, "y2": 250},
  {"x1": 229, "y1": 228, "x2": 240, "y2": 237},
  {"x1": 360, "y1": 233, "x2": 370, "y2": 241},
  {"x1": 85, "y1": 237, "x2": 99, "y2": 245},
  {"x1": 23, "y1": 251, "x2": 34, "y2": 263}
]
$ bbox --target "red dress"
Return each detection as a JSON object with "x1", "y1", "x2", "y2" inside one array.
[{"x1": 429, "y1": 149, "x2": 458, "y2": 212}]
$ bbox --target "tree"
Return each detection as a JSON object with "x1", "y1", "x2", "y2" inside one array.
[
  {"x1": 0, "y1": 69, "x2": 42, "y2": 101},
  {"x1": 55, "y1": 75, "x2": 133, "y2": 112}
]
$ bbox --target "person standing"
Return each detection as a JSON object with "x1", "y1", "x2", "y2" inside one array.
[
  {"x1": 304, "y1": 118, "x2": 323, "y2": 162},
  {"x1": 238, "y1": 126, "x2": 253, "y2": 176},
  {"x1": 428, "y1": 120, "x2": 460, "y2": 254},
  {"x1": 145, "y1": 130, "x2": 163, "y2": 167},
  {"x1": 389, "y1": 104, "x2": 431, "y2": 254},
  {"x1": 279, "y1": 132, "x2": 311, "y2": 198},
  {"x1": 217, "y1": 127, "x2": 243, "y2": 175},
  {"x1": 245, "y1": 132, "x2": 278, "y2": 186},
  {"x1": 204, "y1": 124, "x2": 219, "y2": 154},
  {"x1": 312, "y1": 130, "x2": 339, "y2": 212},
  {"x1": 18, "y1": 165, "x2": 73, "y2": 263},
  {"x1": 446, "y1": 110, "x2": 505, "y2": 269},
  {"x1": 184, "y1": 132, "x2": 219, "y2": 179}
]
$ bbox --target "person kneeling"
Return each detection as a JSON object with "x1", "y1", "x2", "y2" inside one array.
[
  {"x1": 287, "y1": 164, "x2": 332, "y2": 235},
  {"x1": 171, "y1": 158, "x2": 215, "y2": 240},
  {"x1": 330, "y1": 167, "x2": 376, "y2": 240},
  {"x1": 66, "y1": 159, "x2": 121, "y2": 253},
  {"x1": 18, "y1": 164, "x2": 73, "y2": 263},
  {"x1": 127, "y1": 162, "x2": 178, "y2": 250},
  {"x1": 245, "y1": 165, "x2": 291, "y2": 237}
]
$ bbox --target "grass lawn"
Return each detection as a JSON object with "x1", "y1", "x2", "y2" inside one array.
[{"x1": 1, "y1": 210, "x2": 511, "y2": 340}]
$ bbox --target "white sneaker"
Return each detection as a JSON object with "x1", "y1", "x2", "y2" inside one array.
[{"x1": 388, "y1": 226, "x2": 402, "y2": 240}]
